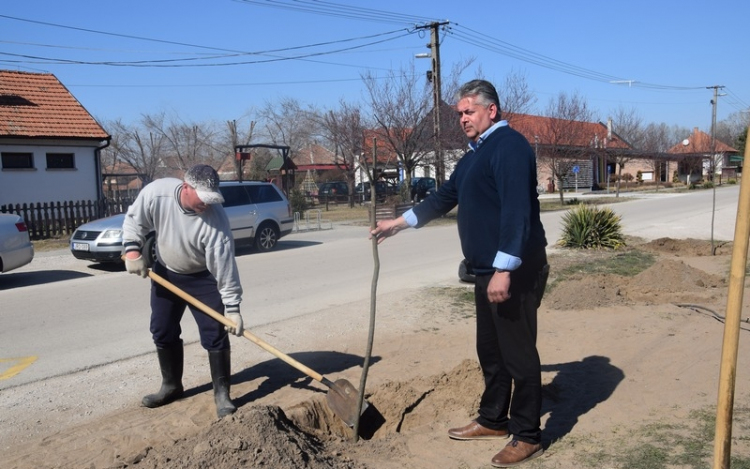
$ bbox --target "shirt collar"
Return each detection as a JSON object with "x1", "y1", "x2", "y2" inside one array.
[{"x1": 468, "y1": 120, "x2": 508, "y2": 151}]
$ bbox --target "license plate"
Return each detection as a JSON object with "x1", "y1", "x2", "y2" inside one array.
[{"x1": 72, "y1": 243, "x2": 90, "y2": 251}]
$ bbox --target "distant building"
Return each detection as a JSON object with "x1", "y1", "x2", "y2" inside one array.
[{"x1": 0, "y1": 70, "x2": 110, "y2": 207}]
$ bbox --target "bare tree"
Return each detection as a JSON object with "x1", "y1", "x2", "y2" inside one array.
[
  {"x1": 608, "y1": 107, "x2": 643, "y2": 196},
  {"x1": 716, "y1": 111, "x2": 749, "y2": 152},
  {"x1": 106, "y1": 118, "x2": 168, "y2": 186},
  {"x1": 143, "y1": 112, "x2": 223, "y2": 173},
  {"x1": 224, "y1": 117, "x2": 257, "y2": 180},
  {"x1": 259, "y1": 97, "x2": 319, "y2": 158},
  {"x1": 538, "y1": 92, "x2": 597, "y2": 203},
  {"x1": 319, "y1": 100, "x2": 365, "y2": 205},
  {"x1": 639, "y1": 122, "x2": 673, "y2": 190},
  {"x1": 362, "y1": 62, "x2": 433, "y2": 188},
  {"x1": 496, "y1": 69, "x2": 537, "y2": 123}
]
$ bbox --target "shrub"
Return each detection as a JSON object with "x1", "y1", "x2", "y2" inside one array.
[
  {"x1": 558, "y1": 204, "x2": 626, "y2": 249},
  {"x1": 289, "y1": 188, "x2": 309, "y2": 214},
  {"x1": 702, "y1": 181, "x2": 714, "y2": 189},
  {"x1": 636, "y1": 170, "x2": 643, "y2": 185},
  {"x1": 728, "y1": 179, "x2": 737, "y2": 184}
]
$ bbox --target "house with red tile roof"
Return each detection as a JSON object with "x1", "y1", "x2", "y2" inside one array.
[
  {"x1": 509, "y1": 113, "x2": 632, "y2": 191},
  {"x1": 0, "y1": 70, "x2": 111, "y2": 207},
  {"x1": 667, "y1": 127, "x2": 740, "y2": 182}
]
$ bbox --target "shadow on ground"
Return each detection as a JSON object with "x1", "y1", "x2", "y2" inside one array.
[
  {"x1": 231, "y1": 351, "x2": 380, "y2": 407},
  {"x1": 541, "y1": 355, "x2": 624, "y2": 445},
  {"x1": 0, "y1": 270, "x2": 93, "y2": 290}
]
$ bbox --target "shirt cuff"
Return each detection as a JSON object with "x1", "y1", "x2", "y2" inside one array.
[
  {"x1": 402, "y1": 209, "x2": 418, "y2": 227},
  {"x1": 493, "y1": 251, "x2": 522, "y2": 271}
]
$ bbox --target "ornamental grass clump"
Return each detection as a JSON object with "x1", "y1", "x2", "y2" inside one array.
[{"x1": 558, "y1": 203, "x2": 625, "y2": 249}]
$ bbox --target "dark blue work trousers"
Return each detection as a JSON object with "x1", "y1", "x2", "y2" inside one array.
[
  {"x1": 150, "y1": 261, "x2": 230, "y2": 351},
  {"x1": 473, "y1": 251, "x2": 548, "y2": 445}
]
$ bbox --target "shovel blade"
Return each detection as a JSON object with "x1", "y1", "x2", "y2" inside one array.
[{"x1": 325, "y1": 378, "x2": 369, "y2": 427}]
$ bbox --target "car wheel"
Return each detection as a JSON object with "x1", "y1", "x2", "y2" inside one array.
[
  {"x1": 143, "y1": 235, "x2": 157, "y2": 268},
  {"x1": 458, "y1": 259, "x2": 475, "y2": 283},
  {"x1": 254, "y1": 222, "x2": 279, "y2": 252}
]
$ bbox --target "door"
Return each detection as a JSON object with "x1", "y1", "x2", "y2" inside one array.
[{"x1": 220, "y1": 185, "x2": 258, "y2": 242}]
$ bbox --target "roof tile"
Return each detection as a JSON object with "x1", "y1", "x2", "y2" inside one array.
[{"x1": 0, "y1": 70, "x2": 109, "y2": 139}]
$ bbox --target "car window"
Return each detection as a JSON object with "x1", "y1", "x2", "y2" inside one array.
[
  {"x1": 246, "y1": 185, "x2": 283, "y2": 204},
  {"x1": 220, "y1": 186, "x2": 252, "y2": 208}
]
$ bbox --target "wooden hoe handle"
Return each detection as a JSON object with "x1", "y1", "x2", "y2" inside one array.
[{"x1": 147, "y1": 270, "x2": 326, "y2": 384}]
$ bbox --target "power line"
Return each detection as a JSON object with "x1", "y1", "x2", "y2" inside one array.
[
  {"x1": 0, "y1": 32, "x2": 413, "y2": 67},
  {"x1": 65, "y1": 74, "x2": 419, "y2": 88},
  {"x1": 447, "y1": 24, "x2": 706, "y2": 91},
  {"x1": 232, "y1": 0, "x2": 439, "y2": 26},
  {"x1": 0, "y1": 14, "x2": 246, "y2": 53}
]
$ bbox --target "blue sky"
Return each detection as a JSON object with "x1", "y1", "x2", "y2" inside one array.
[{"x1": 2, "y1": 0, "x2": 748, "y2": 135}]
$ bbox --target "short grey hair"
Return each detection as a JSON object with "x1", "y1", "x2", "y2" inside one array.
[{"x1": 456, "y1": 79, "x2": 501, "y2": 110}]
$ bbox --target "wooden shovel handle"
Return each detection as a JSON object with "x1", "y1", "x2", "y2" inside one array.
[{"x1": 147, "y1": 270, "x2": 326, "y2": 384}]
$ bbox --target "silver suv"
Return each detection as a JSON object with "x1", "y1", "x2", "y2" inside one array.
[{"x1": 70, "y1": 181, "x2": 294, "y2": 265}]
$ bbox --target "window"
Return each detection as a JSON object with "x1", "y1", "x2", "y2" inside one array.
[
  {"x1": 1, "y1": 152, "x2": 34, "y2": 169},
  {"x1": 246, "y1": 184, "x2": 282, "y2": 203},
  {"x1": 219, "y1": 186, "x2": 251, "y2": 208},
  {"x1": 46, "y1": 153, "x2": 75, "y2": 169}
]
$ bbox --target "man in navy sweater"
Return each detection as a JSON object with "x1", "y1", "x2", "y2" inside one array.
[{"x1": 371, "y1": 79, "x2": 549, "y2": 467}]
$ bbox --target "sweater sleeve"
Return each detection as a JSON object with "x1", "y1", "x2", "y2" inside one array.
[
  {"x1": 203, "y1": 212, "x2": 243, "y2": 306},
  {"x1": 411, "y1": 163, "x2": 461, "y2": 227},
  {"x1": 492, "y1": 134, "x2": 537, "y2": 265},
  {"x1": 122, "y1": 185, "x2": 156, "y2": 252}
]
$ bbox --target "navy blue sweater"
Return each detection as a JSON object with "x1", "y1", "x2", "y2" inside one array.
[{"x1": 412, "y1": 124, "x2": 547, "y2": 275}]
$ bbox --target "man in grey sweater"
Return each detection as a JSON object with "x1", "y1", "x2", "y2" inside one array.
[{"x1": 122, "y1": 164, "x2": 244, "y2": 418}]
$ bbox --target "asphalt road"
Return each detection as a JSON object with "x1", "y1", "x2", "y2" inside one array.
[{"x1": 0, "y1": 185, "x2": 742, "y2": 390}]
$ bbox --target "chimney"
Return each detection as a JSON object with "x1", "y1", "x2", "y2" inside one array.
[{"x1": 607, "y1": 117, "x2": 612, "y2": 140}]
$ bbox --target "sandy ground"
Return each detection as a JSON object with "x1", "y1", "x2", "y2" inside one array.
[{"x1": 3, "y1": 238, "x2": 750, "y2": 468}]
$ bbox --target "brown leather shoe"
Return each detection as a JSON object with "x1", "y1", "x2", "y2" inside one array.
[
  {"x1": 491, "y1": 439, "x2": 543, "y2": 467},
  {"x1": 447, "y1": 420, "x2": 509, "y2": 440}
]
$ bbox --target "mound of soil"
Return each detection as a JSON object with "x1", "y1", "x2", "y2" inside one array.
[
  {"x1": 544, "y1": 240, "x2": 727, "y2": 310},
  {"x1": 131, "y1": 406, "x2": 364, "y2": 469},
  {"x1": 640, "y1": 237, "x2": 732, "y2": 256}
]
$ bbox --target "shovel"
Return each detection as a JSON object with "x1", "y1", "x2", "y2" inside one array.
[{"x1": 146, "y1": 269, "x2": 367, "y2": 427}]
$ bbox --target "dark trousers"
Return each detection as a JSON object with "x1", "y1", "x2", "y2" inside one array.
[
  {"x1": 150, "y1": 262, "x2": 230, "y2": 351},
  {"x1": 474, "y1": 251, "x2": 548, "y2": 444}
]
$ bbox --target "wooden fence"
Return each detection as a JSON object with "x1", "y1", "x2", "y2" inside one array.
[{"x1": 0, "y1": 198, "x2": 134, "y2": 240}]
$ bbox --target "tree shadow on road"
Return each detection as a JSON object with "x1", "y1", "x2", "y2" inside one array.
[{"x1": 0, "y1": 270, "x2": 92, "y2": 290}]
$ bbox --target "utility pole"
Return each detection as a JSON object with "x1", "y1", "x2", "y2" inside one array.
[
  {"x1": 707, "y1": 85, "x2": 725, "y2": 255},
  {"x1": 708, "y1": 86, "x2": 725, "y2": 164},
  {"x1": 416, "y1": 21, "x2": 449, "y2": 186},
  {"x1": 708, "y1": 85, "x2": 727, "y2": 179}
]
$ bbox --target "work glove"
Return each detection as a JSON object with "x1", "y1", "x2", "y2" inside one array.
[
  {"x1": 224, "y1": 305, "x2": 244, "y2": 337},
  {"x1": 125, "y1": 255, "x2": 149, "y2": 278}
]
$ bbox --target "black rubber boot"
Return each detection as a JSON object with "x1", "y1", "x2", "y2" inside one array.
[
  {"x1": 209, "y1": 349, "x2": 237, "y2": 418},
  {"x1": 142, "y1": 342, "x2": 184, "y2": 408}
]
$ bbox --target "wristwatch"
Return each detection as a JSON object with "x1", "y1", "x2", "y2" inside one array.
[{"x1": 494, "y1": 268, "x2": 509, "y2": 274}]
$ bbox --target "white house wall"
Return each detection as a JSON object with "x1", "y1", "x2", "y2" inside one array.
[{"x1": 0, "y1": 142, "x2": 101, "y2": 207}]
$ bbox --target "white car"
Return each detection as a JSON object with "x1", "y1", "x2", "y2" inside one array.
[
  {"x1": 0, "y1": 213, "x2": 34, "y2": 273},
  {"x1": 70, "y1": 181, "x2": 294, "y2": 265}
]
